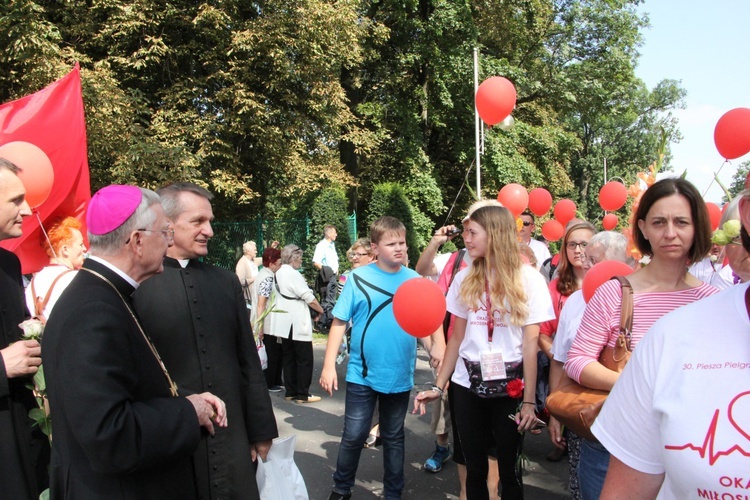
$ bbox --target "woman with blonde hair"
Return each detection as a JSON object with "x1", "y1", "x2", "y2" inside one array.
[
  {"x1": 415, "y1": 205, "x2": 554, "y2": 499},
  {"x1": 26, "y1": 216, "x2": 86, "y2": 320}
]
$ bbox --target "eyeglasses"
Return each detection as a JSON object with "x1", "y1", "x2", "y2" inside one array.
[
  {"x1": 352, "y1": 252, "x2": 370, "y2": 258},
  {"x1": 522, "y1": 221, "x2": 533, "y2": 227},
  {"x1": 567, "y1": 241, "x2": 588, "y2": 250},
  {"x1": 138, "y1": 228, "x2": 175, "y2": 242}
]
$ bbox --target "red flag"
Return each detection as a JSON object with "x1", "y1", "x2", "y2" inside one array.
[{"x1": 0, "y1": 63, "x2": 91, "y2": 274}]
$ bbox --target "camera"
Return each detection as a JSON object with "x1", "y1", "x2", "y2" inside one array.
[{"x1": 446, "y1": 227, "x2": 461, "y2": 236}]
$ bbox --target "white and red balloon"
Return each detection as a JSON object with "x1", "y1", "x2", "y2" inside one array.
[{"x1": 475, "y1": 77, "x2": 517, "y2": 126}]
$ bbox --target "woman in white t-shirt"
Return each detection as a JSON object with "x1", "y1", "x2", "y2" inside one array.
[
  {"x1": 565, "y1": 177, "x2": 719, "y2": 499},
  {"x1": 414, "y1": 205, "x2": 554, "y2": 500}
]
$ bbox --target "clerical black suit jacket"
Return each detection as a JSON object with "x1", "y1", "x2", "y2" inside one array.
[
  {"x1": 133, "y1": 257, "x2": 278, "y2": 500},
  {"x1": 43, "y1": 259, "x2": 202, "y2": 500},
  {"x1": 0, "y1": 248, "x2": 48, "y2": 499}
]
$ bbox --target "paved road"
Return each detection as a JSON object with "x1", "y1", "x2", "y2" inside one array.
[{"x1": 268, "y1": 341, "x2": 571, "y2": 499}]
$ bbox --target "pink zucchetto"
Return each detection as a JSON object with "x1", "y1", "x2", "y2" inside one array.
[{"x1": 86, "y1": 185, "x2": 142, "y2": 235}]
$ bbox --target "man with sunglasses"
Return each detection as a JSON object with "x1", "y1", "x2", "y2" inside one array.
[{"x1": 519, "y1": 211, "x2": 550, "y2": 271}]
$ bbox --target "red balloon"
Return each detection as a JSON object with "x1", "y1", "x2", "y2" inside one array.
[
  {"x1": 497, "y1": 183, "x2": 529, "y2": 217},
  {"x1": 0, "y1": 141, "x2": 54, "y2": 208},
  {"x1": 393, "y1": 278, "x2": 446, "y2": 338},
  {"x1": 541, "y1": 220, "x2": 564, "y2": 241},
  {"x1": 582, "y1": 260, "x2": 635, "y2": 303},
  {"x1": 714, "y1": 108, "x2": 750, "y2": 160},
  {"x1": 553, "y1": 199, "x2": 577, "y2": 226},
  {"x1": 528, "y1": 188, "x2": 552, "y2": 216},
  {"x1": 602, "y1": 213, "x2": 618, "y2": 231},
  {"x1": 475, "y1": 76, "x2": 517, "y2": 126},
  {"x1": 706, "y1": 202, "x2": 721, "y2": 231},
  {"x1": 598, "y1": 181, "x2": 628, "y2": 212}
]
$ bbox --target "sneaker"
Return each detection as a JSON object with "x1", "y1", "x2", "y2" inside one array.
[
  {"x1": 328, "y1": 492, "x2": 351, "y2": 500},
  {"x1": 294, "y1": 395, "x2": 322, "y2": 403},
  {"x1": 268, "y1": 386, "x2": 283, "y2": 393},
  {"x1": 424, "y1": 442, "x2": 452, "y2": 472}
]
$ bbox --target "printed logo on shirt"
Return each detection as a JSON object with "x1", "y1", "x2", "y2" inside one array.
[{"x1": 665, "y1": 391, "x2": 750, "y2": 498}]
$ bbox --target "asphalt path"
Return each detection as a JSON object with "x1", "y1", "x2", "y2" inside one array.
[{"x1": 268, "y1": 341, "x2": 570, "y2": 499}]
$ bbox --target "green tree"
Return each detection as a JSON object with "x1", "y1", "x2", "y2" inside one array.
[
  {"x1": 366, "y1": 183, "x2": 422, "y2": 265},
  {"x1": 726, "y1": 161, "x2": 750, "y2": 202},
  {"x1": 306, "y1": 188, "x2": 352, "y2": 277}
]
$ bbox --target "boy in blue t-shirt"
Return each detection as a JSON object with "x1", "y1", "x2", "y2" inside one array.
[{"x1": 320, "y1": 216, "x2": 422, "y2": 500}]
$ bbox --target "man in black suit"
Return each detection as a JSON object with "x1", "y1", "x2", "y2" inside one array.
[
  {"x1": 0, "y1": 158, "x2": 46, "y2": 500},
  {"x1": 43, "y1": 185, "x2": 228, "y2": 499},
  {"x1": 133, "y1": 183, "x2": 278, "y2": 500}
]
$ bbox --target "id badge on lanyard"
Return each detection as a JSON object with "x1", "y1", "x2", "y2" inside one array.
[{"x1": 480, "y1": 283, "x2": 507, "y2": 380}]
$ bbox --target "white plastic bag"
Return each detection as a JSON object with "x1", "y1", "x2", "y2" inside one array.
[
  {"x1": 256, "y1": 435, "x2": 308, "y2": 500},
  {"x1": 257, "y1": 339, "x2": 268, "y2": 370}
]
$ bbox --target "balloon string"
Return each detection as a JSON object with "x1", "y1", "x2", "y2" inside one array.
[
  {"x1": 702, "y1": 160, "x2": 730, "y2": 198},
  {"x1": 34, "y1": 210, "x2": 58, "y2": 260},
  {"x1": 441, "y1": 158, "x2": 475, "y2": 227}
]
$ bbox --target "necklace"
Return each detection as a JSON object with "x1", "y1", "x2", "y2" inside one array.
[{"x1": 81, "y1": 268, "x2": 179, "y2": 397}]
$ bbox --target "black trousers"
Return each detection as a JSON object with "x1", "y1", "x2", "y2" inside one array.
[
  {"x1": 281, "y1": 327, "x2": 314, "y2": 400},
  {"x1": 263, "y1": 334, "x2": 284, "y2": 388},
  {"x1": 452, "y1": 384, "x2": 524, "y2": 500}
]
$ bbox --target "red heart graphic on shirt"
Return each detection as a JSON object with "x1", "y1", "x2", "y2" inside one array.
[{"x1": 728, "y1": 391, "x2": 750, "y2": 442}]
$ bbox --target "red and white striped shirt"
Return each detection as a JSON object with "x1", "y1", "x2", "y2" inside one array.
[{"x1": 564, "y1": 279, "x2": 718, "y2": 382}]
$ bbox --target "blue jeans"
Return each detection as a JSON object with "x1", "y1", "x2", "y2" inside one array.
[
  {"x1": 578, "y1": 439, "x2": 610, "y2": 500},
  {"x1": 332, "y1": 382, "x2": 410, "y2": 499}
]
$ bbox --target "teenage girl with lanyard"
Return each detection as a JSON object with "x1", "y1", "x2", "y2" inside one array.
[{"x1": 414, "y1": 205, "x2": 554, "y2": 499}]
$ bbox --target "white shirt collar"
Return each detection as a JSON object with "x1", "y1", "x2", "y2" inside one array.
[{"x1": 88, "y1": 255, "x2": 140, "y2": 289}]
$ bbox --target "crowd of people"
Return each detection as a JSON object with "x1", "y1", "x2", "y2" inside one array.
[{"x1": 1, "y1": 152, "x2": 748, "y2": 499}]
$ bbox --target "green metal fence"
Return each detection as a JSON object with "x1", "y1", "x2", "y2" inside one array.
[{"x1": 206, "y1": 213, "x2": 356, "y2": 271}]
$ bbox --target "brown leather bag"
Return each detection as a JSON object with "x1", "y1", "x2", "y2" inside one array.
[{"x1": 545, "y1": 276, "x2": 633, "y2": 441}]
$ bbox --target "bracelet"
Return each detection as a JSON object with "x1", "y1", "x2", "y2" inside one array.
[
  {"x1": 430, "y1": 385, "x2": 444, "y2": 396},
  {"x1": 521, "y1": 402, "x2": 535, "y2": 406}
]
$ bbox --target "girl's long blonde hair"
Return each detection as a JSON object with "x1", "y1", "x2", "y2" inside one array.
[{"x1": 459, "y1": 206, "x2": 528, "y2": 326}]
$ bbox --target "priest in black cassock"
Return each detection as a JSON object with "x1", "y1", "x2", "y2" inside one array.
[
  {"x1": 133, "y1": 182, "x2": 278, "y2": 500},
  {"x1": 0, "y1": 159, "x2": 48, "y2": 500}
]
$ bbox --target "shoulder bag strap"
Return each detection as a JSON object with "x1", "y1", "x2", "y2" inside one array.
[
  {"x1": 613, "y1": 275, "x2": 634, "y2": 355},
  {"x1": 274, "y1": 276, "x2": 303, "y2": 301}
]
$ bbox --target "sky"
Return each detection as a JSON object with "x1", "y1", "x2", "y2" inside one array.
[{"x1": 635, "y1": 0, "x2": 750, "y2": 203}]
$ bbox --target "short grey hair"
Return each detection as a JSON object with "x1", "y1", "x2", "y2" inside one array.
[
  {"x1": 588, "y1": 231, "x2": 635, "y2": 266},
  {"x1": 88, "y1": 188, "x2": 160, "y2": 255},
  {"x1": 280, "y1": 244, "x2": 302, "y2": 264},
  {"x1": 157, "y1": 182, "x2": 213, "y2": 220},
  {"x1": 0, "y1": 157, "x2": 20, "y2": 174}
]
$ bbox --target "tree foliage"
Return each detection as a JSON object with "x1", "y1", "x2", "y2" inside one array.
[{"x1": 0, "y1": 0, "x2": 686, "y2": 253}]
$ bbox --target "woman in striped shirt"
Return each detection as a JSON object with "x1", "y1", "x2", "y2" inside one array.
[{"x1": 564, "y1": 177, "x2": 719, "y2": 499}]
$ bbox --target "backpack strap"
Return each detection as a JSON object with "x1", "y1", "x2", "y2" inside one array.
[
  {"x1": 447, "y1": 249, "x2": 466, "y2": 290},
  {"x1": 31, "y1": 269, "x2": 75, "y2": 322}
]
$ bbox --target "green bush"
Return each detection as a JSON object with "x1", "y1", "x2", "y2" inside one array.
[
  {"x1": 305, "y1": 188, "x2": 352, "y2": 282},
  {"x1": 365, "y1": 183, "x2": 422, "y2": 266}
]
